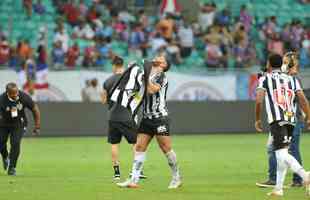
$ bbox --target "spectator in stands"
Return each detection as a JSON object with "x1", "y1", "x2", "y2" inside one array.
[
  {"x1": 113, "y1": 20, "x2": 127, "y2": 37},
  {"x1": 82, "y1": 42, "x2": 97, "y2": 68},
  {"x1": 62, "y1": 0, "x2": 80, "y2": 27},
  {"x1": 300, "y1": 40, "x2": 310, "y2": 68},
  {"x1": 66, "y1": 43, "x2": 80, "y2": 68},
  {"x1": 281, "y1": 23, "x2": 292, "y2": 50},
  {"x1": 239, "y1": 5, "x2": 252, "y2": 32},
  {"x1": 0, "y1": 39, "x2": 10, "y2": 66},
  {"x1": 9, "y1": 47, "x2": 21, "y2": 72},
  {"x1": 129, "y1": 23, "x2": 147, "y2": 58},
  {"x1": 233, "y1": 39, "x2": 255, "y2": 68},
  {"x1": 33, "y1": 0, "x2": 46, "y2": 15},
  {"x1": 138, "y1": 9, "x2": 149, "y2": 31},
  {"x1": 73, "y1": 19, "x2": 95, "y2": 40},
  {"x1": 216, "y1": 8, "x2": 231, "y2": 27},
  {"x1": 177, "y1": 22, "x2": 194, "y2": 58},
  {"x1": 263, "y1": 16, "x2": 279, "y2": 39},
  {"x1": 198, "y1": 2, "x2": 216, "y2": 32},
  {"x1": 118, "y1": 9, "x2": 135, "y2": 24},
  {"x1": 165, "y1": 39, "x2": 182, "y2": 65},
  {"x1": 54, "y1": 24, "x2": 69, "y2": 52},
  {"x1": 204, "y1": 39, "x2": 224, "y2": 69},
  {"x1": 290, "y1": 20, "x2": 304, "y2": 50},
  {"x1": 24, "y1": 53, "x2": 36, "y2": 90},
  {"x1": 95, "y1": 36, "x2": 112, "y2": 67},
  {"x1": 267, "y1": 33, "x2": 284, "y2": 55},
  {"x1": 79, "y1": 0, "x2": 88, "y2": 17},
  {"x1": 150, "y1": 33, "x2": 167, "y2": 55},
  {"x1": 36, "y1": 45, "x2": 48, "y2": 71},
  {"x1": 87, "y1": 4, "x2": 100, "y2": 22},
  {"x1": 52, "y1": 41, "x2": 65, "y2": 69},
  {"x1": 18, "y1": 40, "x2": 32, "y2": 62},
  {"x1": 156, "y1": 14, "x2": 175, "y2": 41},
  {"x1": 23, "y1": 0, "x2": 33, "y2": 19}
]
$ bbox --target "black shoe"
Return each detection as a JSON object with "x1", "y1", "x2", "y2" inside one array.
[
  {"x1": 129, "y1": 171, "x2": 147, "y2": 179},
  {"x1": 256, "y1": 180, "x2": 276, "y2": 188},
  {"x1": 2, "y1": 158, "x2": 9, "y2": 171},
  {"x1": 291, "y1": 182, "x2": 303, "y2": 187},
  {"x1": 113, "y1": 173, "x2": 121, "y2": 180},
  {"x1": 139, "y1": 171, "x2": 147, "y2": 179},
  {"x1": 8, "y1": 168, "x2": 16, "y2": 176}
]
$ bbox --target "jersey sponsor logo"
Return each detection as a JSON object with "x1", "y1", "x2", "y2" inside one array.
[{"x1": 157, "y1": 125, "x2": 167, "y2": 133}]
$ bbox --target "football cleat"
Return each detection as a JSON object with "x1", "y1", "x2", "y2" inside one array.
[
  {"x1": 168, "y1": 176, "x2": 182, "y2": 189},
  {"x1": 117, "y1": 179, "x2": 139, "y2": 188},
  {"x1": 267, "y1": 189, "x2": 283, "y2": 197}
]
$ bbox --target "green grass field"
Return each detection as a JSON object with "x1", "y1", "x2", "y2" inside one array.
[{"x1": 0, "y1": 134, "x2": 309, "y2": 200}]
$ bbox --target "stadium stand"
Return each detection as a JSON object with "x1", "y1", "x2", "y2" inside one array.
[{"x1": 0, "y1": 0, "x2": 309, "y2": 72}]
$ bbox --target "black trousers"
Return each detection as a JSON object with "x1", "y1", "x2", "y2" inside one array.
[{"x1": 0, "y1": 126, "x2": 25, "y2": 168}]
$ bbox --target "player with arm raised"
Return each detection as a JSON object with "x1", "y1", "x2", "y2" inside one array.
[
  {"x1": 255, "y1": 54, "x2": 310, "y2": 196},
  {"x1": 117, "y1": 56, "x2": 182, "y2": 189}
]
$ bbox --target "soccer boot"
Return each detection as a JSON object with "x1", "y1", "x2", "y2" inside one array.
[
  {"x1": 168, "y1": 176, "x2": 182, "y2": 189},
  {"x1": 117, "y1": 179, "x2": 139, "y2": 188}
]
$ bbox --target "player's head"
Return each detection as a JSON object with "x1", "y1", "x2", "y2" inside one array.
[
  {"x1": 5, "y1": 82, "x2": 19, "y2": 101},
  {"x1": 282, "y1": 51, "x2": 299, "y2": 75},
  {"x1": 152, "y1": 56, "x2": 171, "y2": 72},
  {"x1": 267, "y1": 54, "x2": 283, "y2": 70},
  {"x1": 112, "y1": 56, "x2": 124, "y2": 73}
]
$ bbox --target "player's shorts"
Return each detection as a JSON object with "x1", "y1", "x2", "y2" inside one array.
[
  {"x1": 270, "y1": 121, "x2": 294, "y2": 150},
  {"x1": 138, "y1": 117, "x2": 170, "y2": 136},
  {"x1": 108, "y1": 121, "x2": 137, "y2": 144}
]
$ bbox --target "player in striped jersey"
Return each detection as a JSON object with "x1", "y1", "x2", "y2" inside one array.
[
  {"x1": 255, "y1": 54, "x2": 310, "y2": 197},
  {"x1": 117, "y1": 56, "x2": 182, "y2": 189}
]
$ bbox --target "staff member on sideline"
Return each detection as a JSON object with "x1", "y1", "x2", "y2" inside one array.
[{"x1": 0, "y1": 82, "x2": 41, "y2": 176}]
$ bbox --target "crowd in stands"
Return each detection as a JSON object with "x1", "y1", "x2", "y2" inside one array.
[{"x1": 0, "y1": 0, "x2": 309, "y2": 72}]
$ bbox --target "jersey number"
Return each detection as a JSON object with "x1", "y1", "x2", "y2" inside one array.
[{"x1": 273, "y1": 87, "x2": 293, "y2": 111}]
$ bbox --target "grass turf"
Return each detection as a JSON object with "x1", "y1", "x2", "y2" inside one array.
[{"x1": 0, "y1": 134, "x2": 309, "y2": 200}]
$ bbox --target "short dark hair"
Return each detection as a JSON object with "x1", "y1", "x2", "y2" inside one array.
[
  {"x1": 6, "y1": 82, "x2": 18, "y2": 92},
  {"x1": 268, "y1": 54, "x2": 283, "y2": 69},
  {"x1": 112, "y1": 56, "x2": 124, "y2": 66},
  {"x1": 164, "y1": 59, "x2": 171, "y2": 72}
]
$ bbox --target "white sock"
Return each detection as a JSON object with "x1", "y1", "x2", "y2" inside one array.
[
  {"x1": 166, "y1": 150, "x2": 180, "y2": 178},
  {"x1": 131, "y1": 151, "x2": 146, "y2": 184},
  {"x1": 275, "y1": 149, "x2": 288, "y2": 191},
  {"x1": 285, "y1": 152, "x2": 308, "y2": 181},
  {"x1": 276, "y1": 148, "x2": 309, "y2": 183}
]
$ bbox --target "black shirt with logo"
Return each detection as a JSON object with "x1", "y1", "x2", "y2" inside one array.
[{"x1": 0, "y1": 91, "x2": 35, "y2": 127}]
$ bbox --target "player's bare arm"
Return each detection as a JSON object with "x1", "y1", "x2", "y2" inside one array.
[
  {"x1": 32, "y1": 104, "x2": 41, "y2": 135},
  {"x1": 255, "y1": 89, "x2": 265, "y2": 132},
  {"x1": 296, "y1": 90, "x2": 310, "y2": 129},
  {"x1": 147, "y1": 80, "x2": 161, "y2": 94}
]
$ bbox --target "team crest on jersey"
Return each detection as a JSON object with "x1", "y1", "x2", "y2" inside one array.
[
  {"x1": 157, "y1": 125, "x2": 167, "y2": 133},
  {"x1": 17, "y1": 103, "x2": 23, "y2": 110}
]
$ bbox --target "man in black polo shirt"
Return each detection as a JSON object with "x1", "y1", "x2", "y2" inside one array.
[{"x1": 0, "y1": 82, "x2": 41, "y2": 176}]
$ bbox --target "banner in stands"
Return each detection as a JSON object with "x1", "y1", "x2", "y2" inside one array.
[{"x1": 0, "y1": 70, "x2": 237, "y2": 101}]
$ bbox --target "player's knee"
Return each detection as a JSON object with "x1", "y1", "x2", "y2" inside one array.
[
  {"x1": 159, "y1": 143, "x2": 171, "y2": 154},
  {"x1": 135, "y1": 143, "x2": 146, "y2": 152}
]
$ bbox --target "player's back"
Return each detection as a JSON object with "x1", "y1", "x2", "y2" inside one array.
[
  {"x1": 104, "y1": 74, "x2": 132, "y2": 122},
  {"x1": 259, "y1": 70, "x2": 302, "y2": 124}
]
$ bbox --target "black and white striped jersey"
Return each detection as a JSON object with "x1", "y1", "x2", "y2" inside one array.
[
  {"x1": 143, "y1": 71, "x2": 169, "y2": 119},
  {"x1": 109, "y1": 63, "x2": 146, "y2": 123},
  {"x1": 257, "y1": 70, "x2": 302, "y2": 125}
]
